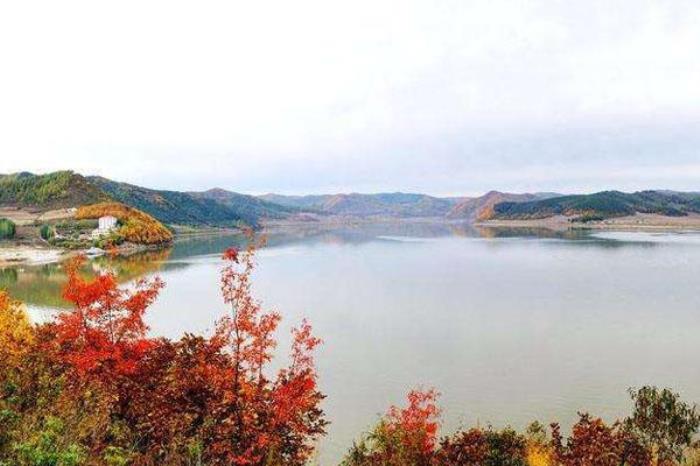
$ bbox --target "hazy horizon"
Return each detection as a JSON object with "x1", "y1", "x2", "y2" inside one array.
[{"x1": 1, "y1": 1, "x2": 699, "y2": 195}]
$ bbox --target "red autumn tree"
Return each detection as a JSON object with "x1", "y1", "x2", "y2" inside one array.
[
  {"x1": 342, "y1": 389, "x2": 440, "y2": 466},
  {"x1": 207, "y1": 239, "x2": 327, "y2": 465},
  {"x1": 55, "y1": 255, "x2": 163, "y2": 378},
  {"x1": 551, "y1": 413, "x2": 651, "y2": 466},
  {"x1": 4, "y1": 239, "x2": 325, "y2": 465},
  {"x1": 269, "y1": 318, "x2": 325, "y2": 463},
  {"x1": 386, "y1": 389, "x2": 441, "y2": 456}
]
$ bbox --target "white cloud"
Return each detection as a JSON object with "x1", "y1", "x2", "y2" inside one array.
[{"x1": 0, "y1": 0, "x2": 698, "y2": 193}]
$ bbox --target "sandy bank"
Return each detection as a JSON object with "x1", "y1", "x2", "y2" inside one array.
[{"x1": 0, "y1": 246, "x2": 68, "y2": 267}]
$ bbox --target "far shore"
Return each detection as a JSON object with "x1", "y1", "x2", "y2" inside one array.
[
  {"x1": 5, "y1": 212, "x2": 700, "y2": 267},
  {"x1": 476, "y1": 212, "x2": 700, "y2": 231}
]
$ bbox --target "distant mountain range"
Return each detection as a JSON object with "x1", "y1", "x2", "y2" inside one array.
[
  {"x1": 490, "y1": 190, "x2": 700, "y2": 220},
  {"x1": 2, "y1": 171, "x2": 700, "y2": 228},
  {"x1": 259, "y1": 193, "x2": 460, "y2": 218}
]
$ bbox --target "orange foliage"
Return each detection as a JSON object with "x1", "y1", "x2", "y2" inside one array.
[
  {"x1": 386, "y1": 389, "x2": 441, "y2": 456},
  {"x1": 208, "y1": 239, "x2": 327, "y2": 465},
  {"x1": 344, "y1": 388, "x2": 441, "y2": 465},
  {"x1": 0, "y1": 290, "x2": 33, "y2": 370},
  {"x1": 0, "y1": 239, "x2": 326, "y2": 465},
  {"x1": 76, "y1": 202, "x2": 173, "y2": 244},
  {"x1": 56, "y1": 255, "x2": 164, "y2": 377}
]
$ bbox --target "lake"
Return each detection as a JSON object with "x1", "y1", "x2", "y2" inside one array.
[{"x1": 2, "y1": 222, "x2": 700, "y2": 464}]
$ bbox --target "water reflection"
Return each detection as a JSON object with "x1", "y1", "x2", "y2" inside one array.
[
  {"x1": 0, "y1": 223, "x2": 685, "y2": 310},
  {"x1": 0, "y1": 248, "x2": 174, "y2": 309}
]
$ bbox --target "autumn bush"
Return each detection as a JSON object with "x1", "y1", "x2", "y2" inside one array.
[
  {"x1": 342, "y1": 389, "x2": 440, "y2": 466},
  {"x1": 550, "y1": 413, "x2": 652, "y2": 466},
  {"x1": 2, "y1": 239, "x2": 699, "y2": 465},
  {"x1": 343, "y1": 387, "x2": 699, "y2": 466},
  {"x1": 76, "y1": 202, "x2": 173, "y2": 245},
  {"x1": 0, "y1": 240, "x2": 326, "y2": 465}
]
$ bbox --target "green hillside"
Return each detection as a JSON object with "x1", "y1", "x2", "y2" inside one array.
[
  {"x1": 89, "y1": 177, "x2": 292, "y2": 227},
  {"x1": 190, "y1": 189, "x2": 296, "y2": 223},
  {"x1": 0, "y1": 172, "x2": 296, "y2": 228},
  {"x1": 0, "y1": 171, "x2": 108, "y2": 208},
  {"x1": 491, "y1": 190, "x2": 700, "y2": 220}
]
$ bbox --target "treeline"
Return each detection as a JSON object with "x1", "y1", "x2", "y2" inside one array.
[{"x1": 1, "y1": 241, "x2": 698, "y2": 466}]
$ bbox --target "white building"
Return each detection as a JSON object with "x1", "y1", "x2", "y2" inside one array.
[{"x1": 92, "y1": 215, "x2": 118, "y2": 239}]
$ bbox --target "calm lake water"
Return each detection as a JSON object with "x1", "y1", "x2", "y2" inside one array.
[{"x1": 3, "y1": 222, "x2": 700, "y2": 464}]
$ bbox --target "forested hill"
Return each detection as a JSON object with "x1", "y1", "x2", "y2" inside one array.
[
  {"x1": 489, "y1": 190, "x2": 700, "y2": 220},
  {"x1": 5, "y1": 172, "x2": 700, "y2": 227},
  {"x1": 0, "y1": 171, "x2": 109, "y2": 208},
  {"x1": 258, "y1": 192, "x2": 459, "y2": 217},
  {"x1": 188, "y1": 188, "x2": 295, "y2": 223},
  {"x1": 0, "y1": 171, "x2": 296, "y2": 227},
  {"x1": 445, "y1": 191, "x2": 560, "y2": 221},
  {"x1": 89, "y1": 177, "x2": 295, "y2": 227}
]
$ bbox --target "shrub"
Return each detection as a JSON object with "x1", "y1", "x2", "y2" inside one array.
[
  {"x1": 437, "y1": 427, "x2": 527, "y2": 466},
  {"x1": 0, "y1": 291, "x2": 33, "y2": 372},
  {"x1": 39, "y1": 224, "x2": 55, "y2": 241},
  {"x1": 12, "y1": 417, "x2": 85, "y2": 466},
  {"x1": 0, "y1": 219, "x2": 16, "y2": 239},
  {"x1": 525, "y1": 422, "x2": 554, "y2": 466},
  {"x1": 550, "y1": 413, "x2": 651, "y2": 466},
  {"x1": 93, "y1": 232, "x2": 125, "y2": 249},
  {"x1": 625, "y1": 386, "x2": 700, "y2": 463},
  {"x1": 49, "y1": 239, "x2": 86, "y2": 250},
  {"x1": 341, "y1": 389, "x2": 440, "y2": 466}
]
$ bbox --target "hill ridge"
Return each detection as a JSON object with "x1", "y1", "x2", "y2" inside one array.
[
  {"x1": 4, "y1": 171, "x2": 700, "y2": 226},
  {"x1": 489, "y1": 190, "x2": 700, "y2": 220},
  {"x1": 258, "y1": 192, "x2": 458, "y2": 217}
]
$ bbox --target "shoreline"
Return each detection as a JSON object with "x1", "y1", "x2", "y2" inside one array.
[
  {"x1": 0, "y1": 242, "x2": 171, "y2": 268},
  {"x1": 5, "y1": 213, "x2": 700, "y2": 267},
  {"x1": 476, "y1": 212, "x2": 700, "y2": 232},
  {"x1": 0, "y1": 246, "x2": 69, "y2": 267}
]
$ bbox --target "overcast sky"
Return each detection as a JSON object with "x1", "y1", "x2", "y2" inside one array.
[{"x1": 1, "y1": 0, "x2": 699, "y2": 196}]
